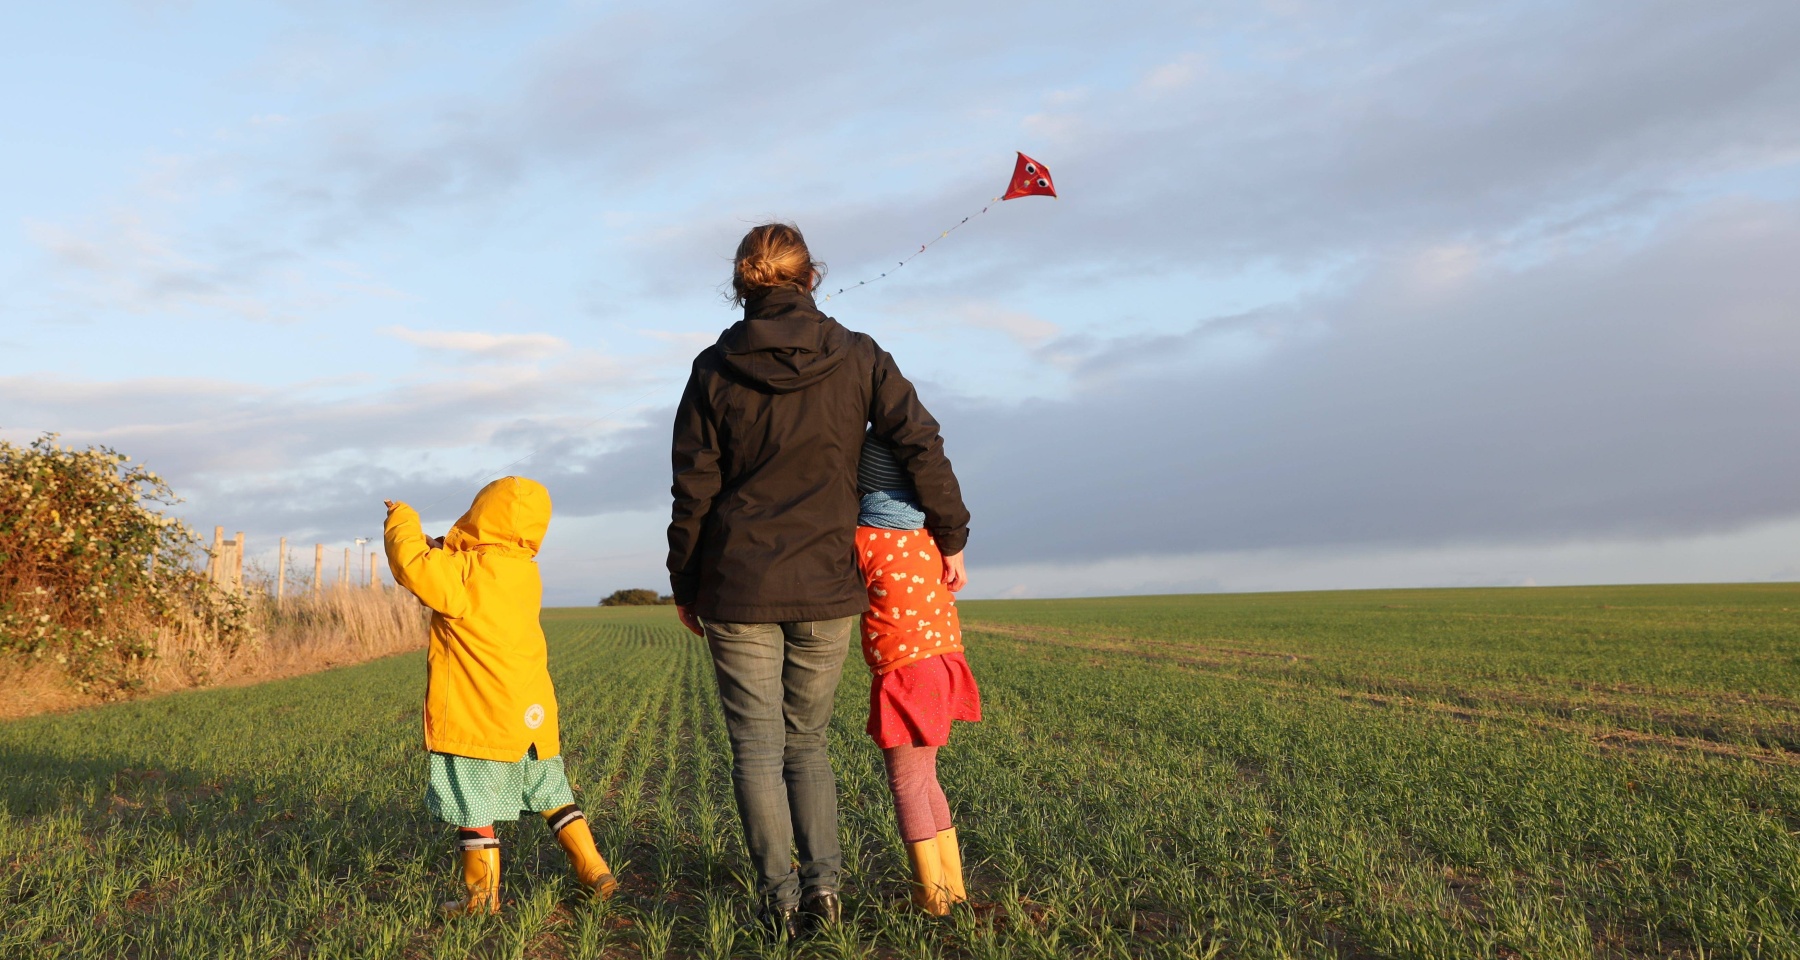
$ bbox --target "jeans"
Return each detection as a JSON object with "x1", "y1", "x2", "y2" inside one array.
[{"x1": 703, "y1": 616, "x2": 854, "y2": 906}]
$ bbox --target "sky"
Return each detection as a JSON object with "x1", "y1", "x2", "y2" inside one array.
[{"x1": 3, "y1": 0, "x2": 1798, "y2": 604}]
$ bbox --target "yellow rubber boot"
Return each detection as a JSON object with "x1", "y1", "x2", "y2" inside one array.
[
  {"x1": 545, "y1": 807, "x2": 618, "y2": 900},
  {"x1": 905, "y1": 840, "x2": 951, "y2": 916},
  {"x1": 935, "y1": 827, "x2": 967, "y2": 905},
  {"x1": 443, "y1": 841, "x2": 501, "y2": 916}
]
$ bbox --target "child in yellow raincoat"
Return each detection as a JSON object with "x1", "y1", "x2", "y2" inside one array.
[{"x1": 383, "y1": 476, "x2": 618, "y2": 915}]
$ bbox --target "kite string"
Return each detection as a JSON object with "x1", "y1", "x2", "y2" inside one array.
[{"x1": 821, "y1": 198, "x2": 1000, "y2": 302}]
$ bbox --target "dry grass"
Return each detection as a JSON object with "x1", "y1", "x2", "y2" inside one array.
[
  {"x1": 1, "y1": 586, "x2": 429, "y2": 720},
  {"x1": 0, "y1": 660, "x2": 96, "y2": 720},
  {"x1": 228, "y1": 586, "x2": 431, "y2": 684}
]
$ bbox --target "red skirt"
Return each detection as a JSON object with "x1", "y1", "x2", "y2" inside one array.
[{"x1": 867, "y1": 651, "x2": 982, "y2": 748}]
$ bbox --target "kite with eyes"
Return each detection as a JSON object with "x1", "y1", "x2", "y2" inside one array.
[{"x1": 1002, "y1": 152, "x2": 1057, "y2": 200}]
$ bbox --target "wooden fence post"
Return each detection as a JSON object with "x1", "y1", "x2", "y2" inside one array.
[
  {"x1": 313, "y1": 544, "x2": 323, "y2": 594},
  {"x1": 209, "y1": 526, "x2": 224, "y2": 583},
  {"x1": 367, "y1": 553, "x2": 378, "y2": 588},
  {"x1": 277, "y1": 537, "x2": 289, "y2": 603},
  {"x1": 233, "y1": 531, "x2": 245, "y2": 591},
  {"x1": 342, "y1": 547, "x2": 350, "y2": 589}
]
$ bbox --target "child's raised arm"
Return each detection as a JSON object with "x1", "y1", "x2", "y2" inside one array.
[{"x1": 383, "y1": 500, "x2": 473, "y2": 618}]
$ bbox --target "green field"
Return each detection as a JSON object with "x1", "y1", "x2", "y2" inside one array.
[{"x1": 4, "y1": 585, "x2": 1798, "y2": 958}]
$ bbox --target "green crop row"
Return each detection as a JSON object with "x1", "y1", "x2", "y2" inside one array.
[{"x1": 2, "y1": 587, "x2": 1796, "y2": 958}]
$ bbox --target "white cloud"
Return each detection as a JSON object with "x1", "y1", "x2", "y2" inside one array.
[
  {"x1": 955, "y1": 303, "x2": 1061, "y2": 345},
  {"x1": 382, "y1": 325, "x2": 569, "y2": 361},
  {"x1": 1139, "y1": 53, "x2": 1204, "y2": 94},
  {"x1": 29, "y1": 214, "x2": 285, "y2": 322},
  {"x1": 887, "y1": 299, "x2": 1062, "y2": 348},
  {"x1": 25, "y1": 208, "x2": 408, "y2": 325}
]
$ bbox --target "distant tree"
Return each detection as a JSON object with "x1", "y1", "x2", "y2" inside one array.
[{"x1": 599, "y1": 588, "x2": 675, "y2": 607}]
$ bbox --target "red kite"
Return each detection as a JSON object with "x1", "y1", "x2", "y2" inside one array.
[{"x1": 1001, "y1": 152, "x2": 1056, "y2": 200}]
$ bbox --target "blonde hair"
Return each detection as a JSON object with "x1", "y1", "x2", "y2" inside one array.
[{"x1": 731, "y1": 222, "x2": 824, "y2": 305}]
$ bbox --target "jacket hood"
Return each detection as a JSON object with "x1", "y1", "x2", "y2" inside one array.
[
  {"x1": 445, "y1": 476, "x2": 551, "y2": 556},
  {"x1": 717, "y1": 286, "x2": 851, "y2": 394}
]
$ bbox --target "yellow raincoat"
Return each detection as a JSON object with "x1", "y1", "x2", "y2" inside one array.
[{"x1": 384, "y1": 477, "x2": 560, "y2": 763}]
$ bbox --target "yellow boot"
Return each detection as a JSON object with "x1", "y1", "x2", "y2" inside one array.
[
  {"x1": 443, "y1": 836, "x2": 501, "y2": 916},
  {"x1": 935, "y1": 827, "x2": 967, "y2": 905},
  {"x1": 545, "y1": 806, "x2": 618, "y2": 900},
  {"x1": 905, "y1": 840, "x2": 951, "y2": 916}
]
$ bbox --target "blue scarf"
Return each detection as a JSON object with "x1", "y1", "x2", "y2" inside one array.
[{"x1": 858, "y1": 489, "x2": 926, "y2": 530}]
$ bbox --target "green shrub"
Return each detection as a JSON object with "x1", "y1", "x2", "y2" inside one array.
[
  {"x1": 0, "y1": 434, "x2": 250, "y2": 694},
  {"x1": 599, "y1": 588, "x2": 674, "y2": 606}
]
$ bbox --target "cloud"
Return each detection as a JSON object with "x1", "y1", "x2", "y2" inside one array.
[
  {"x1": 15, "y1": 196, "x2": 1795, "y2": 580},
  {"x1": 944, "y1": 195, "x2": 1800, "y2": 563},
  {"x1": 0, "y1": 341, "x2": 673, "y2": 542},
  {"x1": 953, "y1": 303, "x2": 1060, "y2": 346},
  {"x1": 26, "y1": 210, "x2": 409, "y2": 325},
  {"x1": 569, "y1": 0, "x2": 1800, "y2": 303},
  {"x1": 382, "y1": 326, "x2": 569, "y2": 361},
  {"x1": 28, "y1": 214, "x2": 290, "y2": 322},
  {"x1": 134, "y1": 195, "x2": 1800, "y2": 577},
  {"x1": 882, "y1": 299, "x2": 1062, "y2": 347},
  {"x1": 53, "y1": 0, "x2": 1800, "y2": 320},
  {"x1": 1138, "y1": 53, "x2": 1204, "y2": 95}
]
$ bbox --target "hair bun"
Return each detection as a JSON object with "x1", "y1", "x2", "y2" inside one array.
[{"x1": 731, "y1": 223, "x2": 824, "y2": 305}]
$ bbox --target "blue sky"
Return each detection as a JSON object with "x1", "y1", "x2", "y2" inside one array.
[{"x1": 4, "y1": 0, "x2": 1799, "y2": 603}]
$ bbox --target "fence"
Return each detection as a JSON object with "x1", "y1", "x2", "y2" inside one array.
[{"x1": 203, "y1": 527, "x2": 385, "y2": 600}]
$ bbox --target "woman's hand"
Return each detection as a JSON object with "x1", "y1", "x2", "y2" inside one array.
[
  {"x1": 941, "y1": 551, "x2": 968, "y2": 593},
  {"x1": 676, "y1": 605, "x2": 705, "y2": 637}
]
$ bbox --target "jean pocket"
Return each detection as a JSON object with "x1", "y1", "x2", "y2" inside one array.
[
  {"x1": 707, "y1": 620, "x2": 760, "y2": 640},
  {"x1": 801, "y1": 618, "x2": 853, "y2": 644}
]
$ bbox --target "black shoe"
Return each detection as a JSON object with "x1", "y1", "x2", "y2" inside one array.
[
  {"x1": 799, "y1": 889, "x2": 841, "y2": 935},
  {"x1": 756, "y1": 901, "x2": 801, "y2": 940}
]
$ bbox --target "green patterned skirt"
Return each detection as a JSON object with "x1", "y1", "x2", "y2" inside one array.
[{"x1": 427, "y1": 750, "x2": 576, "y2": 828}]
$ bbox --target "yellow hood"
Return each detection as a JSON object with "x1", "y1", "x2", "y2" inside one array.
[{"x1": 445, "y1": 476, "x2": 551, "y2": 556}]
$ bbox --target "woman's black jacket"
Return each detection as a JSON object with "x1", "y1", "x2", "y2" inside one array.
[{"x1": 666, "y1": 286, "x2": 969, "y2": 623}]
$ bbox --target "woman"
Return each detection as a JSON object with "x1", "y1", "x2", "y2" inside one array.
[{"x1": 667, "y1": 222, "x2": 970, "y2": 937}]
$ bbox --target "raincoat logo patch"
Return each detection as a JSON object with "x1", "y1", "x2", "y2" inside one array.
[{"x1": 523, "y1": 704, "x2": 546, "y2": 729}]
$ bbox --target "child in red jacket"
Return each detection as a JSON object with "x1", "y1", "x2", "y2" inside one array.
[{"x1": 853, "y1": 435, "x2": 981, "y2": 916}]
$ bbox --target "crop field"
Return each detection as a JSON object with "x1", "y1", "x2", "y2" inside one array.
[{"x1": 3, "y1": 584, "x2": 1798, "y2": 959}]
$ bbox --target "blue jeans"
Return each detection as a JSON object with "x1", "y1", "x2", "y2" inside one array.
[{"x1": 703, "y1": 616, "x2": 854, "y2": 906}]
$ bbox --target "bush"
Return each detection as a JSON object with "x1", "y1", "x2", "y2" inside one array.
[
  {"x1": 599, "y1": 588, "x2": 674, "y2": 607},
  {"x1": 0, "y1": 434, "x2": 250, "y2": 694}
]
